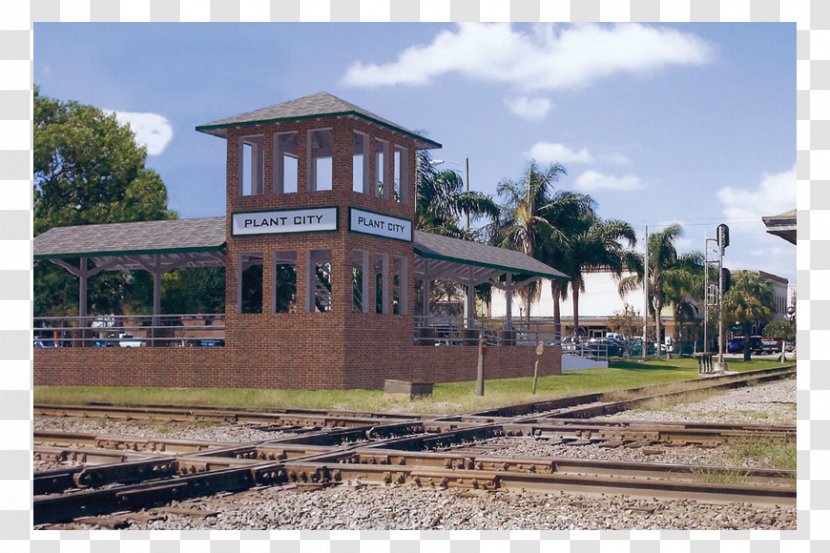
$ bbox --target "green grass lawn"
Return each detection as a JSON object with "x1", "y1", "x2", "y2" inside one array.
[{"x1": 34, "y1": 357, "x2": 791, "y2": 415}]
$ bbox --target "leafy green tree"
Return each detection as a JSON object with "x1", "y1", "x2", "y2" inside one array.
[
  {"x1": 34, "y1": 87, "x2": 175, "y2": 317},
  {"x1": 609, "y1": 304, "x2": 642, "y2": 336},
  {"x1": 762, "y1": 320, "x2": 796, "y2": 342},
  {"x1": 34, "y1": 87, "x2": 172, "y2": 233},
  {"x1": 723, "y1": 271, "x2": 774, "y2": 360},
  {"x1": 162, "y1": 268, "x2": 226, "y2": 320},
  {"x1": 560, "y1": 212, "x2": 638, "y2": 338}
]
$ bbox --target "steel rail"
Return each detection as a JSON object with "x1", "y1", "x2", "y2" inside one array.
[
  {"x1": 34, "y1": 404, "x2": 420, "y2": 429},
  {"x1": 33, "y1": 365, "x2": 798, "y2": 525},
  {"x1": 538, "y1": 367, "x2": 796, "y2": 420}
]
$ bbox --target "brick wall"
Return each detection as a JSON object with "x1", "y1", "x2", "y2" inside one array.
[{"x1": 34, "y1": 344, "x2": 561, "y2": 389}]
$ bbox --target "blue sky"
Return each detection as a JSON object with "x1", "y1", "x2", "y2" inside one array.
[{"x1": 35, "y1": 23, "x2": 796, "y2": 282}]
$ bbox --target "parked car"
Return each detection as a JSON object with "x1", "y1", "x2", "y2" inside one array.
[
  {"x1": 586, "y1": 337, "x2": 624, "y2": 357},
  {"x1": 118, "y1": 333, "x2": 146, "y2": 347},
  {"x1": 196, "y1": 339, "x2": 225, "y2": 347},
  {"x1": 727, "y1": 336, "x2": 763, "y2": 354},
  {"x1": 761, "y1": 336, "x2": 783, "y2": 354},
  {"x1": 726, "y1": 337, "x2": 744, "y2": 353},
  {"x1": 33, "y1": 338, "x2": 58, "y2": 349},
  {"x1": 92, "y1": 339, "x2": 116, "y2": 347}
]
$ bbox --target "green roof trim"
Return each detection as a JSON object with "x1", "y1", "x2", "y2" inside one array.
[
  {"x1": 34, "y1": 244, "x2": 226, "y2": 261},
  {"x1": 196, "y1": 110, "x2": 442, "y2": 149}
]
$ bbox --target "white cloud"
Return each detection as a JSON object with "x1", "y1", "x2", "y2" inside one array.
[
  {"x1": 717, "y1": 165, "x2": 796, "y2": 221},
  {"x1": 526, "y1": 142, "x2": 592, "y2": 164},
  {"x1": 504, "y1": 96, "x2": 553, "y2": 120},
  {"x1": 525, "y1": 142, "x2": 632, "y2": 167},
  {"x1": 105, "y1": 110, "x2": 174, "y2": 156},
  {"x1": 716, "y1": 166, "x2": 797, "y2": 282},
  {"x1": 597, "y1": 152, "x2": 631, "y2": 165},
  {"x1": 341, "y1": 23, "x2": 712, "y2": 92},
  {"x1": 674, "y1": 236, "x2": 694, "y2": 250},
  {"x1": 573, "y1": 170, "x2": 644, "y2": 192}
]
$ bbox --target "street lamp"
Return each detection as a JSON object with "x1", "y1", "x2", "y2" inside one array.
[{"x1": 430, "y1": 157, "x2": 471, "y2": 230}]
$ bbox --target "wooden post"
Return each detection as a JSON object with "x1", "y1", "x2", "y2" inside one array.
[
  {"x1": 532, "y1": 342, "x2": 543, "y2": 395},
  {"x1": 475, "y1": 333, "x2": 485, "y2": 396}
]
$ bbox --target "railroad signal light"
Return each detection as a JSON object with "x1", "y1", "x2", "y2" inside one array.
[
  {"x1": 721, "y1": 268, "x2": 731, "y2": 294},
  {"x1": 717, "y1": 224, "x2": 730, "y2": 251}
]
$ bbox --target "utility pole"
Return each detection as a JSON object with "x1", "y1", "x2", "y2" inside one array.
[
  {"x1": 465, "y1": 157, "x2": 471, "y2": 231},
  {"x1": 642, "y1": 226, "x2": 649, "y2": 360},
  {"x1": 716, "y1": 224, "x2": 730, "y2": 372},
  {"x1": 703, "y1": 233, "x2": 708, "y2": 354}
]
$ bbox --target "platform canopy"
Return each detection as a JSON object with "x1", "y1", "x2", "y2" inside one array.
[
  {"x1": 35, "y1": 217, "x2": 568, "y2": 325},
  {"x1": 761, "y1": 209, "x2": 796, "y2": 245},
  {"x1": 34, "y1": 217, "x2": 227, "y2": 271},
  {"x1": 35, "y1": 217, "x2": 567, "y2": 283},
  {"x1": 413, "y1": 230, "x2": 568, "y2": 285}
]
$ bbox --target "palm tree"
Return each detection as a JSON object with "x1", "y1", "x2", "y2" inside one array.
[
  {"x1": 415, "y1": 152, "x2": 499, "y2": 238},
  {"x1": 496, "y1": 161, "x2": 580, "y2": 323},
  {"x1": 723, "y1": 271, "x2": 774, "y2": 361},
  {"x1": 619, "y1": 224, "x2": 703, "y2": 351},
  {"x1": 562, "y1": 213, "x2": 638, "y2": 339},
  {"x1": 414, "y1": 152, "x2": 500, "y2": 318},
  {"x1": 538, "y1": 192, "x2": 594, "y2": 340},
  {"x1": 663, "y1": 251, "x2": 705, "y2": 351}
]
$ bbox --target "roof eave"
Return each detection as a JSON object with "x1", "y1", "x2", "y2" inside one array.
[
  {"x1": 413, "y1": 247, "x2": 571, "y2": 281},
  {"x1": 196, "y1": 111, "x2": 442, "y2": 149},
  {"x1": 34, "y1": 244, "x2": 227, "y2": 261}
]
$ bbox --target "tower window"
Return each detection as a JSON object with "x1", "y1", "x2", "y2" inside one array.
[
  {"x1": 240, "y1": 135, "x2": 264, "y2": 196},
  {"x1": 274, "y1": 132, "x2": 298, "y2": 194},
  {"x1": 307, "y1": 250, "x2": 333, "y2": 313},
  {"x1": 375, "y1": 138, "x2": 388, "y2": 199},
  {"x1": 273, "y1": 251, "x2": 298, "y2": 313},
  {"x1": 393, "y1": 145, "x2": 408, "y2": 203},
  {"x1": 239, "y1": 253, "x2": 263, "y2": 314},
  {"x1": 308, "y1": 129, "x2": 333, "y2": 191},
  {"x1": 353, "y1": 131, "x2": 369, "y2": 193},
  {"x1": 351, "y1": 250, "x2": 369, "y2": 313}
]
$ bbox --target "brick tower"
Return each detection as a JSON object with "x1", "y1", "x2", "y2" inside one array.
[{"x1": 196, "y1": 92, "x2": 440, "y2": 388}]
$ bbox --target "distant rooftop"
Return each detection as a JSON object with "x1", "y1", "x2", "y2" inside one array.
[
  {"x1": 761, "y1": 208, "x2": 796, "y2": 245},
  {"x1": 196, "y1": 92, "x2": 441, "y2": 149}
]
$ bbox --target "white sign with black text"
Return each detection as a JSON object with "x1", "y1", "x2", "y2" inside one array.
[
  {"x1": 349, "y1": 208, "x2": 412, "y2": 242},
  {"x1": 232, "y1": 208, "x2": 338, "y2": 236}
]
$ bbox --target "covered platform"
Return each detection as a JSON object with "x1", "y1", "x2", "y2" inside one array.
[{"x1": 34, "y1": 217, "x2": 568, "y2": 388}]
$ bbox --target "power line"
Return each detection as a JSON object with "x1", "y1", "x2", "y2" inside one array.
[{"x1": 624, "y1": 218, "x2": 763, "y2": 229}]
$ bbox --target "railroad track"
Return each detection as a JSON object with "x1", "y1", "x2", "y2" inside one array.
[{"x1": 33, "y1": 365, "x2": 797, "y2": 525}]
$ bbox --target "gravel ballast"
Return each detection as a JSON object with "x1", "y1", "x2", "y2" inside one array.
[
  {"x1": 34, "y1": 377, "x2": 797, "y2": 530},
  {"x1": 597, "y1": 378, "x2": 796, "y2": 426},
  {"x1": 49, "y1": 484, "x2": 795, "y2": 531}
]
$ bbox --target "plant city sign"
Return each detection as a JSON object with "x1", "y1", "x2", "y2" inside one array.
[
  {"x1": 232, "y1": 207, "x2": 338, "y2": 236},
  {"x1": 349, "y1": 208, "x2": 413, "y2": 242}
]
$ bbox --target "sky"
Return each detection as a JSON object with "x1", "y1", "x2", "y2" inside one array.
[{"x1": 34, "y1": 23, "x2": 796, "y2": 283}]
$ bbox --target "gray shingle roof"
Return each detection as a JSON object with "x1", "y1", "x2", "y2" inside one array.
[
  {"x1": 196, "y1": 92, "x2": 440, "y2": 149},
  {"x1": 34, "y1": 217, "x2": 226, "y2": 259},
  {"x1": 413, "y1": 231, "x2": 569, "y2": 280},
  {"x1": 33, "y1": 217, "x2": 568, "y2": 280}
]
